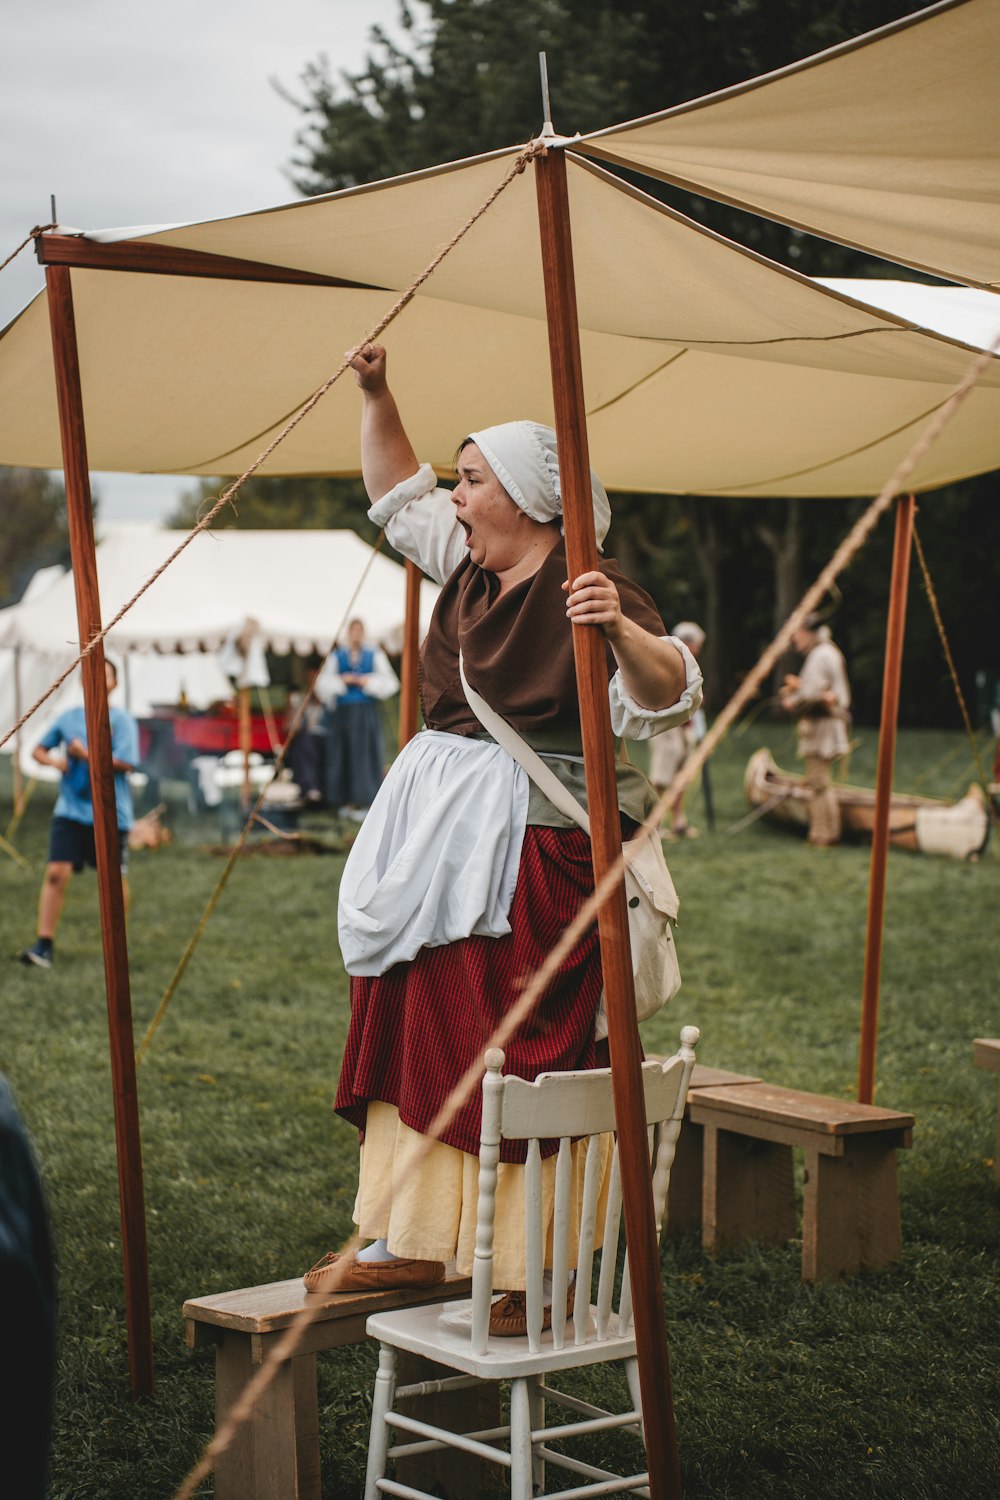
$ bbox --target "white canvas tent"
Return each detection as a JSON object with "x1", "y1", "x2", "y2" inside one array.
[
  {"x1": 577, "y1": 0, "x2": 1000, "y2": 290},
  {"x1": 0, "y1": 526, "x2": 437, "y2": 659},
  {"x1": 0, "y1": 526, "x2": 436, "y2": 777}
]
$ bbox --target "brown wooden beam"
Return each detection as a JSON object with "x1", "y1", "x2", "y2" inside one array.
[
  {"x1": 36, "y1": 232, "x2": 384, "y2": 291},
  {"x1": 398, "y1": 560, "x2": 422, "y2": 750},
  {"x1": 858, "y1": 493, "x2": 915, "y2": 1104},
  {"x1": 535, "y1": 146, "x2": 681, "y2": 1500},
  {"x1": 45, "y1": 263, "x2": 155, "y2": 1397}
]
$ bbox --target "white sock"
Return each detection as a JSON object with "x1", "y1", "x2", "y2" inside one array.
[
  {"x1": 356, "y1": 1238, "x2": 400, "y2": 1264},
  {"x1": 542, "y1": 1269, "x2": 576, "y2": 1306}
]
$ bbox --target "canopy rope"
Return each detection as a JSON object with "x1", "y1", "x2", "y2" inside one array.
[
  {"x1": 904, "y1": 729, "x2": 993, "y2": 794},
  {"x1": 5, "y1": 774, "x2": 36, "y2": 842},
  {"x1": 135, "y1": 529, "x2": 387, "y2": 1064},
  {"x1": 171, "y1": 242, "x2": 1000, "y2": 1500},
  {"x1": 0, "y1": 140, "x2": 548, "y2": 758},
  {"x1": 0, "y1": 223, "x2": 55, "y2": 277},
  {"x1": 0, "y1": 827, "x2": 30, "y2": 869},
  {"x1": 912, "y1": 519, "x2": 998, "y2": 822}
]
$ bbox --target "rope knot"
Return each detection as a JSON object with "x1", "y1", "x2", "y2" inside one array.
[{"x1": 514, "y1": 140, "x2": 549, "y2": 174}]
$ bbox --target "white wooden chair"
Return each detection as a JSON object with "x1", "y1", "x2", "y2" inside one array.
[{"x1": 363, "y1": 1024, "x2": 699, "y2": 1499}]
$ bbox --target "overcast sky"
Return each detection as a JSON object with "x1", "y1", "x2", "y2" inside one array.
[{"x1": 1, "y1": 0, "x2": 407, "y2": 521}]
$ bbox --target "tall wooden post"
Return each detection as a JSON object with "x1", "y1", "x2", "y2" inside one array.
[
  {"x1": 398, "y1": 559, "x2": 422, "y2": 750},
  {"x1": 44, "y1": 264, "x2": 155, "y2": 1395},
  {"x1": 12, "y1": 643, "x2": 24, "y2": 812},
  {"x1": 857, "y1": 493, "x2": 915, "y2": 1104},
  {"x1": 535, "y1": 146, "x2": 681, "y2": 1499},
  {"x1": 238, "y1": 685, "x2": 252, "y2": 799}
]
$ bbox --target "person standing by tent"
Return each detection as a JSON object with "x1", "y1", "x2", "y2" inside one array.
[
  {"x1": 780, "y1": 614, "x2": 852, "y2": 847},
  {"x1": 318, "y1": 618, "x2": 399, "y2": 820},
  {"x1": 303, "y1": 343, "x2": 702, "y2": 1333},
  {"x1": 648, "y1": 620, "x2": 706, "y2": 838},
  {"x1": 284, "y1": 664, "x2": 327, "y2": 803},
  {"x1": 18, "y1": 658, "x2": 138, "y2": 968}
]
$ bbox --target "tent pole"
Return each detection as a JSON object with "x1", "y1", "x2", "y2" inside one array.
[
  {"x1": 535, "y1": 145, "x2": 681, "y2": 1500},
  {"x1": 12, "y1": 643, "x2": 24, "y2": 812},
  {"x1": 857, "y1": 493, "x2": 915, "y2": 1104},
  {"x1": 239, "y1": 685, "x2": 252, "y2": 800},
  {"x1": 398, "y1": 559, "x2": 421, "y2": 749},
  {"x1": 44, "y1": 264, "x2": 154, "y2": 1396}
]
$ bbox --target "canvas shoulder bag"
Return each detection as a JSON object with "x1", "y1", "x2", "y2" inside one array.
[{"x1": 457, "y1": 654, "x2": 681, "y2": 1036}]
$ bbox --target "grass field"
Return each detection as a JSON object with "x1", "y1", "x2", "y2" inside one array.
[{"x1": 1, "y1": 720, "x2": 998, "y2": 1499}]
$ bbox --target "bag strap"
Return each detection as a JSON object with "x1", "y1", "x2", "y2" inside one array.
[{"x1": 457, "y1": 651, "x2": 591, "y2": 835}]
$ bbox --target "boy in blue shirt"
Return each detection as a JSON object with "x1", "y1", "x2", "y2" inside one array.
[{"x1": 19, "y1": 659, "x2": 138, "y2": 969}]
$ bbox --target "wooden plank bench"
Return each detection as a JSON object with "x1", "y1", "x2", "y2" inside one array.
[
  {"x1": 184, "y1": 1270, "x2": 492, "y2": 1500},
  {"x1": 973, "y1": 1038, "x2": 1000, "y2": 1183},
  {"x1": 662, "y1": 1064, "x2": 762, "y2": 1230},
  {"x1": 659, "y1": 1062, "x2": 915, "y2": 1280}
]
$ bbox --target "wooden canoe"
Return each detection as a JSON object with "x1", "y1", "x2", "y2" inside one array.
[{"x1": 744, "y1": 748, "x2": 990, "y2": 860}]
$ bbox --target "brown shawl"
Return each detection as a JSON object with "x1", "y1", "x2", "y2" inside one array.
[{"x1": 420, "y1": 540, "x2": 665, "y2": 745}]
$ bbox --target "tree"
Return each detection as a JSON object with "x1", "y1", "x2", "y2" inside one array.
[
  {"x1": 0, "y1": 468, "x2": 71, "y2": 607},
  {"x1": 277, "y1": 0, "x2": 999, "y2": 726},
  {"x1": 168, "y1": 473, "x2": 372, "y2": 536}
]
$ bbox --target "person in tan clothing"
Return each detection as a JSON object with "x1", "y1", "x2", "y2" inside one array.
[
  {"x1": 780, "y1": 615, "x2": 851, "y2": 846},
  {"x1": 649, "y1": 620, "x2": 706, "y2": 838}
]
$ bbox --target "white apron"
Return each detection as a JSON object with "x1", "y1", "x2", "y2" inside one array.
[{"x1": 337, "y1": 730, "x2": 529, "y2": 976}]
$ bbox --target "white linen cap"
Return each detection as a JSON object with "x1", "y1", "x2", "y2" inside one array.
[{"x1": 468, "y1": 420, "x2": 612, "y2": 551}]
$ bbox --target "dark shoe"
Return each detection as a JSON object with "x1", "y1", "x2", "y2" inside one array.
[
  {"x1": 489, "y1": 1284, "x2": 576, "y2": 1338},
  {"x1": 303, "y1": 1250, "x2": 446, "y2": 1295},
  {"x1": 19, "y1": 940, "x2": 53, "y2": 969}
]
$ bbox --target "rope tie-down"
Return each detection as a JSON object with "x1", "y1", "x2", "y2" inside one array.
[
  {"x1": 0, "y1": 139, "x2": 550, "y2": 759},
  {"x1": 0, "y1": 222, "x2": 56, "y2": 276},
  {"x1": 912, "y1": 520, "x2": 999, "y2": 825}
]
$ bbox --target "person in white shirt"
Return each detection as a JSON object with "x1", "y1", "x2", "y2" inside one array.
[
  {"x1": 780, "y1": 614, "x2": 852, "y2": 846},
  {"x1": 648, "y1": 620, "x2": 706, "y2": 838}
]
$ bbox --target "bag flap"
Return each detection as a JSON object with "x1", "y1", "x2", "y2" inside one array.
[{"x1": 622, "y1": 827, "x2": 679, "y2": 921}]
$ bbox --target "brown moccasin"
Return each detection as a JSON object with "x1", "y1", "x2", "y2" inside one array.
[
  {"x1": 488, "y1": 1284, "x2": 576, "y2": 1338},
  {"x1": 303, "y1": 1250, "x2": 446, "y2": 1296}
]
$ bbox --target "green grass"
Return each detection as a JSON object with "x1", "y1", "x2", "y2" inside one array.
[{"x1": 1, "y1": 722, "x2": 998, "y2": 1498}]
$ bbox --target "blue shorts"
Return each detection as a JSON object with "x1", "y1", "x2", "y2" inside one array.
[{"x1": 48, "y1": 816, "x2": 130, "y2": 876}]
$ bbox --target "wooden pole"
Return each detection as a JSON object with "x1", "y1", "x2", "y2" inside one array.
[
  {"x1": 398, "y1": 559, "x2": 422, "y2": 750},
  {"x1": 238, "y1": 685, "x2": 252, "y2": 801},
  {"x1": 44, "y1": 264, "x2": 155, "y2": 1395},
  {"x1": 857, "y1": 493, "x2": 915, "y2": 1104},
  {"x1": 535, "y1": 145, "x2": 681, "y2": 1499},
  {"x1": 12, "y1": 643, "x2": 24, "y2": 812}
]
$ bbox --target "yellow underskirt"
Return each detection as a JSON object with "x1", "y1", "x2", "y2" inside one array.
[{"x1": 353, "y1": 1102, "x2": 613, "y2": 1292}]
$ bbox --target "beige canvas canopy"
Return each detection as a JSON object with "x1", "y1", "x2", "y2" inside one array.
[
  {"x1": 577, "y1": 0, "x2": 1000, "y2": 291},
  {"x1": 1, "y1": 146, "x2": 999, "y2": 499}
]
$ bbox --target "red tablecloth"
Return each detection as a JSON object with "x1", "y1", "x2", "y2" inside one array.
[{"x1": 149, "y1": 712, "x2": 277, "y2": 756}]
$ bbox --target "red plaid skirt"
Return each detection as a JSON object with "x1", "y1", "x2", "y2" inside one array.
[{"x1": 335, "y1": 825, "x2": 609, "y2": 1161}]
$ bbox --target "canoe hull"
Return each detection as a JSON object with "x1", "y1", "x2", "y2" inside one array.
[{"x1": 744, "y1": 748, "x2": 989, "y2": 859}]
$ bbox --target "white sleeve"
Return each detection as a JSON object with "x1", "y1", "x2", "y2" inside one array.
[
  {"x1": 314, "y1": 658, "x2": 345, "y2": 704},
  {"x1": 367, "y1": 463, "x2": 466, "y2": 585},
  {"x1": 609, "y1": 635, "x2": 704, "y2": 741},
  {"x1": 365, "y1": 648, "x2": 401, "y2": 701}
]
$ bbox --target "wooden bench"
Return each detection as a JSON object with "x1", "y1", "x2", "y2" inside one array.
[
  {"x1": 184, "y1": 1270, "x2": 496, "y2": 1500},
  {"x1": 661, "y1": 1063, "x2": 915, "y2": 1281},
  {"x1": 973, "y1": 1038, "x2": 1000, "y2": 1183}
]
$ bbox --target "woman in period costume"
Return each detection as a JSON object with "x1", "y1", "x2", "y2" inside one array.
[
  {"x1": 304, "y1": 344, "x2": 702, "y2": 1334},
  {"x1": 317, "y1": 618, "x2": 399, "y2": 818}
]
